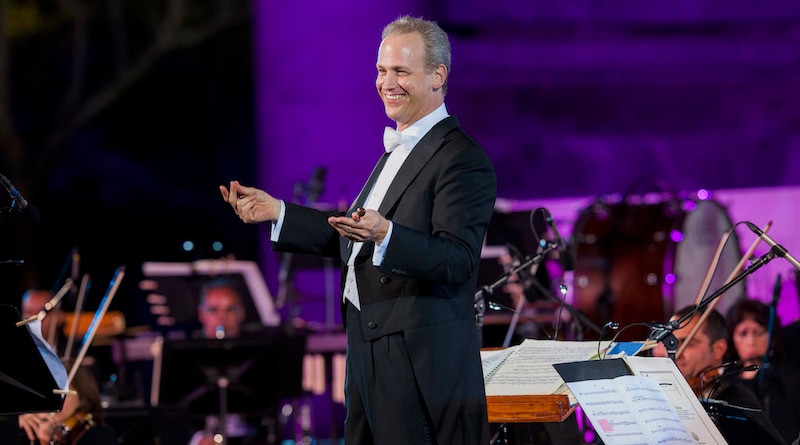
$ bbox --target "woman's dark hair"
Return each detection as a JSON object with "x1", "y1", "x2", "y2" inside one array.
[
  {"x1": 62, "y1": 357, "x2": 105, "y2": 423},
  {"x1": 724, "y1": 298, "x2": 784, "y2": 365}
]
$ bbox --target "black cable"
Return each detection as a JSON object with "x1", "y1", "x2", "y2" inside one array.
[
  {"x1": 597, "y1": 321, "x2": 620, "y2": 359},
  {"x1": 707, "y1": 363, "x2": 759, "y2": 402},
  {"x1": 604, "y1": 322, "x2": 658, "y2": 359}
]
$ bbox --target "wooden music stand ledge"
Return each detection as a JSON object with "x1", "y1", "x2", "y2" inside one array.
[{"x1": 487, "y1": 394, "x2": 574, "y2": 424}]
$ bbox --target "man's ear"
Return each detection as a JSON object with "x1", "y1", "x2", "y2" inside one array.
[
  {"x1": 712, "y1": 338, "x2": 727, "y2": 362},
  {"x1": 432, "y1": 64, "x2": 447, "y2": 90}
]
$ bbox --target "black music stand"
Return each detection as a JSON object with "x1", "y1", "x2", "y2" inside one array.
[
  {"x1": 0, "y1": 305, "x2": 65, "y2": 414},
  {"x1": 701, "y1": 399, "x2": 786, "y2": 445},
  {"x1": 155, "y1": 327, "x2": 306, "y2": 418}
]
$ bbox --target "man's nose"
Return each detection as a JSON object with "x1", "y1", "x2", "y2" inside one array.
[{"x1": 383, "y1": 72, "x2": 398, "y2": 87}]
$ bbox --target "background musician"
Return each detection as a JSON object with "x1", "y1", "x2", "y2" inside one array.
[
  {"x1": 18, "y1": 358, "x2": 116, "y2": 445},
  {"x1": 725, "y1": 299, "x2": 800, "y2": 443},
  {"x1": 652, "y1": 305, "x2": 762, "y2": 408},
  {"x1": 189, "y1": 278, "x2": 271, "y2": 445}
]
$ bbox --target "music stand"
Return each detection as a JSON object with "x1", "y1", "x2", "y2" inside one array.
[
  {"x1": 0, "y1": 305, "x2": 65, "y2": 414},
  {"x1": 141, "y1": 260, "x2": 281, "y2": 330},
  {"x1": 153, "y1": 327, "x2": 306, "y2": 418},
  {"x1": 701, "y1": 399, "x2": 786, "y2": 445}
]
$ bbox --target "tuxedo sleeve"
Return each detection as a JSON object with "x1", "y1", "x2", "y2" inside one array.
[{"x1": 272, "y1": 202, "x2": 343, "y2": 258}]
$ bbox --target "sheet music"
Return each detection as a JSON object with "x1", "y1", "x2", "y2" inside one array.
[
  {"x1": 568, "y1": 375, "x2": 695, "y2": 445},
  {"x1": 625, "y1": 356, "x2": 728, "y2": 444},
  {"x1": 27, "y1": 321, "x2": 68, "y2": 391},
  {"x1": 481, "y1": 347, "x2": 515, "y2": 379},
  {"x1": 482, "y1": 339, "x2": 608, "y2": 396}
]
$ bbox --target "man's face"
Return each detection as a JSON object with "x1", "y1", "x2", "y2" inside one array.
[
  {"x1": 198, "y1": 287, "x2": 244, "y2": 339},
  {"x1": 653, "y1": 316, "x2": 725, "y2": 380},
  {"x1": 376, "y1": 32, "x2": 446, "y2": 132}
]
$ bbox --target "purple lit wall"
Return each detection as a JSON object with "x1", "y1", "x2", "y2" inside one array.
[{"x1": 253, "y1": 2, "x2": 800, "y2": 325}]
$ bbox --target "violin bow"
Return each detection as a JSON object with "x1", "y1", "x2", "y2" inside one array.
[
  {"x1": 676, "y1": 221, "x2": 772, "y2": 358},
  {"x1": 63, "y1": 273, "x2": 91, "y2": 360},
  {"x1": 65, "y1": 266, "x2": 125, "y2": 389}
]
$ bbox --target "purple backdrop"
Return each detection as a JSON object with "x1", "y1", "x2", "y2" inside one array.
[{"x1": 252, "y1": 2, "x2": 800, "y2": 326}]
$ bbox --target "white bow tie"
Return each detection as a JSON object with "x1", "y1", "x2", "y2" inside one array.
[{"x1": 383, "y1": 127, "x2": 407, "y2": 153}]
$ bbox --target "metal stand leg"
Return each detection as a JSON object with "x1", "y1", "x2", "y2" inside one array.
[
  {"x1": 217, "y1": 376, "x2": 229, "y2": 445},
  {"x1": 493, "y1": 422, "x2": 509, "y2": 445}
]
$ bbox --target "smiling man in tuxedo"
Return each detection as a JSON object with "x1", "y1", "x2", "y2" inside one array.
[{"x1": 220, "y1": 15, "x2": 496, "y2": 445}]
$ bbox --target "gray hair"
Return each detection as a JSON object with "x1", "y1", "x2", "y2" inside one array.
[{"x1": 382, "y1": 15, "x2": 451, "y2": 94}]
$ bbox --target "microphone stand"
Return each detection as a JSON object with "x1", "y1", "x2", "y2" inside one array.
[
  {"x1": 649, "y1": 245, "x2": 781, "y2": 362},
  {"x1": 474, "y1": 241, "x2": 557, "y2": 345}
]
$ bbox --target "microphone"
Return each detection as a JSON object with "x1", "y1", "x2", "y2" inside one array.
[
  {"x1": 0, "y1": 173, "x2": 40, "y2": 223},
  {"x1": 533, "y1": 207, "x2": 575, "y2": 271},
  {"x1": 597, "y1": 321, "x2": 620, "y2": 359},
  {"x1": 706, "y1": 363, "x2": 760, "y2": 400},
  {"x1": 744, "y1": 222, "x2": 800, "y2": 271},
  {"x1": 214, "y1": 325, "x2": 226, "y2": 339}
]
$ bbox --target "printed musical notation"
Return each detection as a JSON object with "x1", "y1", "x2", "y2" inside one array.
[
  {"x1": 566, "y1": 357, "x2": 728, "y2": 445},
  {"x1": 568, "y1": 375, "x2": 696, "y2": 445},
  {"x1": 482, "y1": 339, "x2": 612, "y2": 398}
]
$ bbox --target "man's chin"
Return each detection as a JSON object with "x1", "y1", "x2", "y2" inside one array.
[{"x1": 384, "y1": 109, "x2": 401, "y2": 122}]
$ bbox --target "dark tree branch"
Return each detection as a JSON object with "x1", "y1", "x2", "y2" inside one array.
[{"x1": 32, "y1": 0, "x2": 251, "y2": 181}]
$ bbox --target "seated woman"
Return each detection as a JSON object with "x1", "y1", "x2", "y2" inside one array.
[
  {"x1": 19, "y1": 358, "x2": 116, "y2": 445},
  {"x1": 725, "y1": 298, "x2": 800, "y2": 444}
]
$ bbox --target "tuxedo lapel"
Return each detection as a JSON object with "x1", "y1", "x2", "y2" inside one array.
[
  {"x1": 349, "y1": 152, "x2": 390, "y2": 213},
  {"x1": 342, "y1": 152, "x2": 391, "y2": 258}
]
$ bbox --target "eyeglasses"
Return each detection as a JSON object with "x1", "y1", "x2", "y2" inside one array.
[{"x1": 202, "y1": 304, "x2": 241, "y2": 316}]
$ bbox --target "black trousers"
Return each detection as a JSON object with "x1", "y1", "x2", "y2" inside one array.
[{"x1": 344, "y1": 303, "x2": 434, "y2": 445}]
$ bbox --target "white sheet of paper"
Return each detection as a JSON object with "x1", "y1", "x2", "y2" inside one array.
[
  {"x1": 625, "y1": 356, "x2": 728, "y2": 445},
  {"x1": 482, "y1": 339, "x2": 608, "y2": 396},
  {"x1": 569, "y1": 375, "x2": 695, "y2": 445},
  {"x1": 27, "y1": 320, "x2": 68, "y2": 391}
]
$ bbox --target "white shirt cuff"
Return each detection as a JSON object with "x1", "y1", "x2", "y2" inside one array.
[
  {"x1": 372, "y1": 221, "x2": 393, "y2": 266},
  {"x1": 270, "y1": 200, "x2": 287, "y2": 242}
]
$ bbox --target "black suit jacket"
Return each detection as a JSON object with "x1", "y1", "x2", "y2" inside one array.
[{"x1": 274, "y1": 115, "x2": 496, "y2": 443}]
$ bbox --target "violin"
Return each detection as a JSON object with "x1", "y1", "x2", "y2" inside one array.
[
  {"x1": 687, "y1": 367, "x2": 723, "y2": 398},
  {"x1": 51, "y1": 411, "x2": 95, "y2": 445},
  {"x1": 62, "y1": 310, "x2": 126, "y2": 339}
]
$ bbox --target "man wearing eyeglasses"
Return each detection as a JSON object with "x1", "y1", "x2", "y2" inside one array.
[
  {"x1": 191, "y1": 278, "x2": 258, "y2": 445},
  {"x1": 197, "y1": 278, "x2": 246, "y2": 340}
]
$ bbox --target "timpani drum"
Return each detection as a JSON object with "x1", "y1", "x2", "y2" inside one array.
[{"x1": 571, "y1": 195, "x2": 744, "y2": 339}]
